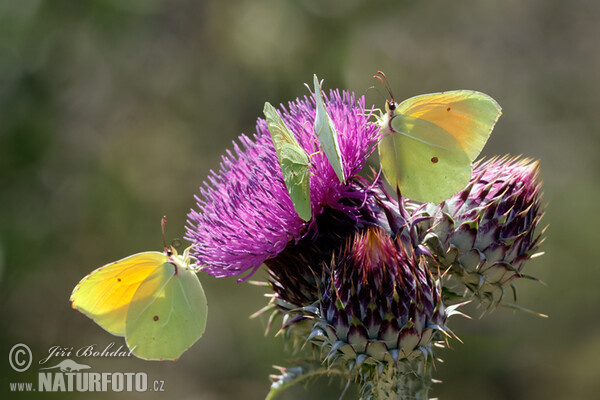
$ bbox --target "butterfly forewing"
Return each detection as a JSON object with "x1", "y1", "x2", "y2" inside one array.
[
  {"x1": 395, "y1": 90, "x2": 501, "y2": 161},
  {"x1": 70, "y1": 252, "x2": 167, "y2": 336}
]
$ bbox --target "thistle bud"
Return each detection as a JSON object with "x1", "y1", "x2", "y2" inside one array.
[{"x1": 421, "y1": 157, "x2": 545, "y2": 305}]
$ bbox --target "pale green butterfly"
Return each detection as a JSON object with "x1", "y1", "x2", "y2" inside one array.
[
  {"x1": 263, "y1": 102, "x2": 312, "y2": 221},
  {"x1": 313, "y1": 74, "x2": 346, "y2": 184},
  {"x1": 374, "y1": 71, "x2": 502, "y2": 204},
  {"x1": 71, "y1": 218, "x2": 208, "y2": 361}
]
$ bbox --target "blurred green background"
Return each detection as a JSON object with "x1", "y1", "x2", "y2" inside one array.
[{"x1": 1, "y1": 0, "x2": 598, "y2": 399}]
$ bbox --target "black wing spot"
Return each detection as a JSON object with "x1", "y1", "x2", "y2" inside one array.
[
  {"x1": 153, "y1": 315, "x2": 159, "y2": 322},
  {"x1": 431, "y1": 157, "x2": 439, "y2": 164},
  {"x1": 446, "y1": 107, "x2": 451, "y2": 112}
]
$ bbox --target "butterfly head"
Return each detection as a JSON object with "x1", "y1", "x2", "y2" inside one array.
[
  {"x1": 159, "y1": 216, "x2": 201, "y2": 273},
  {"x1": 165, "y1": 245, "x2": 201, "y2": 275},
  {"x1": 385, "y1": 99, "x2": 397, "y2": 114}
]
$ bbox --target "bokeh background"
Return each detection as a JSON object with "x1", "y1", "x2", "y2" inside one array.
[{"x1": 2, "y1": 0, "x2": 598, "y2": 399}]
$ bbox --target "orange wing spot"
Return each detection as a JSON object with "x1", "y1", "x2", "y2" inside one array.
[
  {"x1": 153, "y1": 315, "x2": 159, "y2": 321},
  {"x1": 117, "y1": 278, "x2": 121, "y2": 282},
  {"x1": 431, "y1": 157, "x2": 439, "y2": 163},
  {"x1": 446, "y1": 107, "x2": 451, "y2": 112}
]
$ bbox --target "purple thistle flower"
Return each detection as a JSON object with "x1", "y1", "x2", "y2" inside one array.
[{"x1": 186, "y1": 89, "x2": 380, "y2": 279}]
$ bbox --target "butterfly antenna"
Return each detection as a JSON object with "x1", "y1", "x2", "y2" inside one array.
[
  {"x1": 303, "y1": 82, "x2": 313, "y2": 94},
  {"x1": 373, "y1": 71, "x2": 395, "y2": 103},
  {"x1": 160, "y1": 216, "x2": 172, "y2": 255},
  {"x1": 364, "y1": 85, "x2": 383, "y2": 100},
  {"x1": 305, "y1": 76, "x2": 324, "y2": 96}
]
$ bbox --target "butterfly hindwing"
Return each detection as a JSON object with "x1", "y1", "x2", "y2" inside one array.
[
  {"x1": 264, "y1": 102, "x2": 312, "y2": 221},
  {"x1": 125, "y1": 262, "x2": 208, "y2": 361},
  {"x1": 379, "y1": 115, "x2": 472, "y2": 203}
]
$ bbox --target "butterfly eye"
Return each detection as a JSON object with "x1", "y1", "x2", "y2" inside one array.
[{"x1": 388, "y1": 100, "x2": 397, "y2": 111}]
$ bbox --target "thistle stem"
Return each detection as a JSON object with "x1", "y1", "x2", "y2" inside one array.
[{"x1": 359, "y1": 358, "x2": 432, "y2": 400}]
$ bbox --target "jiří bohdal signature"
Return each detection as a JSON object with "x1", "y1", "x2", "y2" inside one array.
[{"x1": 39, "y1": 342, "x2": 135, "y2": 365}]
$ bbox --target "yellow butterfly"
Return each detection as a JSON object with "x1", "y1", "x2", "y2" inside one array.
[
  {"x1": 375, "y1": 71, "x2": 502, "y2": 203},
  {"x1": 71, "y1": 219, "x2": 207, "y2": 361}
]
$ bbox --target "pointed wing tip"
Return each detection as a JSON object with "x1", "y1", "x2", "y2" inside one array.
[
  {"x1": 263, "y1": 101, "x2": 274, "y2": 115},
  {"x1": 313, "y1": 74, "x2": 320, "y2": 87}
]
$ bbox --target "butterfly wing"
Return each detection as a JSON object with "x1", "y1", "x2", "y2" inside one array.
[
  {"x1": 378, "y1": 115, "x2": 472, "y2": 203},
  {"x1": 313, "y1": 75, "x2": 346, "y2": 184},
  {"x1": 125, "y1": 262, "x2": 208, "y2": 361},
  {"x1": 264, "y1": 102, "x2": 312, "y2": 221},
  {"x1": 395, "y1": 90, "x2": 501, "y2": 161},
  {"x1": 70, "y1": 252, "x2": 167, "y2": 336}
]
